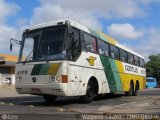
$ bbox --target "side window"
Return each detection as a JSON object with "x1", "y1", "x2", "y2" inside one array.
[
  {"x1": 140, "y1": 58, "x2": 145, "y2": 68},
  {"x1": 110, "y1": 45, "x2": 115, "y2": 59},
  {"x1": 84, "y1": 33, "x2": 97, "y2": 53},
  {"x1": 72, "y1": 28, "x2": 81, "y2": 52},
  {"x1": 120, "y1": 49, "x2": 128, "y2": 62},
  {"x1": 110, "y1": 45, "x2": 119, "y2": 60},
  {"x1": 134, "y1": 56, "x2": 140, "y2": 66},
  {"x1": 70, "y1": 28, "x2": 81, "y2": 60},
  {"x1": 115, "y1": 47, "x2": 120, "y2": 60},
  {"x1": 128, "y1": 53, "x2": 134, "y2": 65},
  {"x1": 97, "y1": 39, "x2": 109, "y2": 56}
]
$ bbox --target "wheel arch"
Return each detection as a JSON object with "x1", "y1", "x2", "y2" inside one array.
[{"x1": 87, "y1": 76, "x2": 99, "y2": 94}]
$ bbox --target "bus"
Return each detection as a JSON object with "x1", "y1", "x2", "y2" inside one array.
[
  {"x1": 146, "y1": 77, "x2": 158, "y2": 88},
  {"x1": 14, "y1": 19, "x2": 146, "y2": 103}
]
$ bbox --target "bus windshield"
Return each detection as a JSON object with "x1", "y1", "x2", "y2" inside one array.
[
  {"x1": 19, "y1": 26, "x2": 67, "y2": 62},
  {"x1": 146, "y1": 79, "x2": 155, "y2": 82}
]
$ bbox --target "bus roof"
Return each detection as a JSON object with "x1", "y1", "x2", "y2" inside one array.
[{"x1": 28, "y1": 19, "x2": 144, "y2": 59}]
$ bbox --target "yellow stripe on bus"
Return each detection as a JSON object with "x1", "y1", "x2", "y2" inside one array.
[{"x1": 48, "y1": 63, "x2": 61, "y2": 75}]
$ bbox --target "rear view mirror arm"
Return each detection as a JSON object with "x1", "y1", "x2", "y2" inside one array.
[{"x1": 10, "y1": 38, "x2": 22, "y2": 51}]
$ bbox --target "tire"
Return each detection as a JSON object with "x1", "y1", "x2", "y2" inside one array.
[
  {"x1": 43, "y1": 95, "x2": 57, "y2": 102},
  {"x1": 125, "y1": 81, "x2": 134, "y2": 96},
  {"x1": 133, "y1": 82, "x2": 139, "y2": 96},
  {"x1": 80, "y1": 81, "x2": 96, "y2": 103}
]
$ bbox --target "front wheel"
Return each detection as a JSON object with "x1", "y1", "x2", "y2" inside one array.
[
  {"x1": 43, "y1": 95, "x2": 57, "y2": 102},
  {"x1": 80, "y1": 81, "x2": 96, "y2": 103}
]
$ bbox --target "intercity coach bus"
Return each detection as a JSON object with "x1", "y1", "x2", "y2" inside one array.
[{"x1": 14, "y1": 19, "x2": 146, "y2": 103}]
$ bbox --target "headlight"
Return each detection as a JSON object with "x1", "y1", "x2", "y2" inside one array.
[
  {"x1": 16, "y1": 76, "x2": 23, "y2": 82},
  {"x1": 49, "y1": 76, "x2": 55, "y2": 83},
  {"x1": 56, "y1": 76, "x2": 62, "y2": 82},
  {"x1": 49, "y1": 76, "x2": 62, "y2": 83}
]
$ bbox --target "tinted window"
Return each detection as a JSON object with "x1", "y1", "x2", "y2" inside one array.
[
  {"x1": 128, "y1": 53, "x2": 134, "y2": 64},
  {"x1": 70, "y1": 28, "x2": 81, "y2": 60},
  {"x1": 98, "y1": 39, "x2": 109, "y2": 56},
  {"x1": 147, "y1": 79, "x2": 155, "y2": 82},
  {"x1": 140, "y1": 58, "x2": 145, "y2": 68},
  {"x1": 120, "y1": 49, "x2": 128, "y2": 62},
  {"x1": 134, "y1": 56, "x2": 140, "y2": 66},
  {"x1": 110, "y1": 45, "x2": 119, "y2": 60},
  {"x1": 84, "y1": 33, "x2": 97, "y2": 53}
]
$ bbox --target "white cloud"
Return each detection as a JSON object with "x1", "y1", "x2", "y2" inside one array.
[
  {"x1": 0, "y1": 0, "x2": 20, "y2": 24},
  {"x1": 107, "y1": 23, "x2": 143, "y2": 40},
  {"x1": 29, "y1": 0, "x2": 150, "y2": 30},
  {"x1": 0, "y1": 25, "x2": 20, "y2": 53},
  {"x1": 138, "y1": 0, "x2": 160, "y2": 5},
  {"x1": 30, "y1": 4, "x2": 102, "y2": 30},
  {"x1": 0, "y1": 0, "x2": 20, "y2": 54},
  {"x1": 39, "y1": 0, "x2": 146, "y2": 18},
  {"x1": 135, "y1": 28, "x2": 160, "y2": 61}
]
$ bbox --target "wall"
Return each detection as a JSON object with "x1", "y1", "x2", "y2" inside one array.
[{"x1": 0, "y1": 74, "x2": 15, "y2": 87}]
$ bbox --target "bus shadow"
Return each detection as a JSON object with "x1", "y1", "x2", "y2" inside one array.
[{"x1": 0, "y1": 93, "x2": 124, "y2": 107}]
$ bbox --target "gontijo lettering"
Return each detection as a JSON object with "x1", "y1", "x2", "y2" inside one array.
[{"x1": 125, "y1": 65, "x2": 138, "y2": 73}]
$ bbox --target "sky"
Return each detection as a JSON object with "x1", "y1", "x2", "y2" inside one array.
[{"x1": 1, "y1": 0, "x2": 160, "y2": 61}]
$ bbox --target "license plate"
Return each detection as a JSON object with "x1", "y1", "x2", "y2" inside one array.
[{"x1": 31, "y1": 88, "x2": 41, "y2": 94}]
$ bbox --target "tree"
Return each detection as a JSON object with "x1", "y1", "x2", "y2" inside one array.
[{"x1": 146, "y1": 54, "x2": 160, "y2": 83}]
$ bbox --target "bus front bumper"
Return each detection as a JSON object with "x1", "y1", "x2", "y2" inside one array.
[{"x1": 15, "y1": 84, "x2": 68, "y2": 96}]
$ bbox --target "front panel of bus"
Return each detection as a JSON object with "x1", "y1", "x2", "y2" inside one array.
[{"x1": 15, "y1": 24, "x2": 71, "y2": 96}]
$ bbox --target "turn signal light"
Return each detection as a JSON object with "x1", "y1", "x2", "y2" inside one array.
[{"x1": 62, "y1": 75, "x2": 68, "y2": 83}]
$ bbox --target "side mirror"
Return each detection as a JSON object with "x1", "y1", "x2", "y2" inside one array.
[
  {"x1": 10, "y1": 38, "x2": 22, "y2": 52},
  {"x1": 10, "y1": 43, "x2": 13, "y2": 51}
]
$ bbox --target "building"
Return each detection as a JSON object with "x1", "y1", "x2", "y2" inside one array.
[{"x1": 0, "y1": 54, "x2": 18, "y2": 86}]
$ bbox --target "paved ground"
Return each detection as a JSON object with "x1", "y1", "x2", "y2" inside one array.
[{"x1": 0, "y1": 86, "x2": 160, "y2": 120}]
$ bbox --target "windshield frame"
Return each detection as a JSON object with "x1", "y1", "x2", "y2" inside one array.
[{"x1": 18, "y1": 25, "x2": 68, "y2": 63}]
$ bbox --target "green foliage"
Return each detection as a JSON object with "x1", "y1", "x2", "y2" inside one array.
[{"x1": 146, "y1": 54, "x2": 160, "y2": 83}]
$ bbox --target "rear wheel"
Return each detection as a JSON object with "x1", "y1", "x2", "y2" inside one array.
[
  {"x1": 125, "y1": 81, "x2": 134, "y2": 96},
  {"x1": 133, "y1": 82, "x2": 139, "y2": 96},
  {"x1": 43, "y1": 95, "x2": 57, "y2": 102},
  {"x1": 80, "y1": 81, "x2": 96, "y2": 103}
]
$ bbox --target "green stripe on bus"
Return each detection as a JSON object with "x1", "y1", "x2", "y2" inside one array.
[
  {"x1": 109, "y1": 58, "x2": 122, "y2": 92},
  {"x1": 31, "y1": 64, "x2": 42, "y2": 75},
  {"x1": 100, "y1": 55, "x2": 122, "y2": 92},
  {"x1": 39, "y1": 64, "x2": 50, "y2": 75},
  {"x1": 89, "y1": 29, "x2": 101, "y2": 38},
  {"x1": 88, "y1": 29, "x2": 109, "y2": 43}
]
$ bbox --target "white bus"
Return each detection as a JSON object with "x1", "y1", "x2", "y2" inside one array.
[{"x1": 15, "y1": 20, "x2": 146, "y2": 103}]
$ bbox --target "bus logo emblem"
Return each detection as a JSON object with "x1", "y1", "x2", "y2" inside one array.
[
  {"x1": 86, "y1": 56, "x2": 96, "y2": 66},
  {"x1": 32, "y1": 77, "x2": 37, "y2": 83}
]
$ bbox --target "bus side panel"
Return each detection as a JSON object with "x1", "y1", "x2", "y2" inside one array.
[
  {"x1": 115, "y1": 61, "x2": 146, "y2": 92},
  {"x1": 67, "y1": 52, "x2": 110, "y2": 96}
]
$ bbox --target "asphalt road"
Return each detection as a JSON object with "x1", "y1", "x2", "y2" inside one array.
[{"x1": 0, "y1": 87, "x2": 160, "y2": 120}]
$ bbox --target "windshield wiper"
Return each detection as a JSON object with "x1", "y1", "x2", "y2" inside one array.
[{"x1": 23, "y1": 50, "x2": 33, "y2": 64}]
